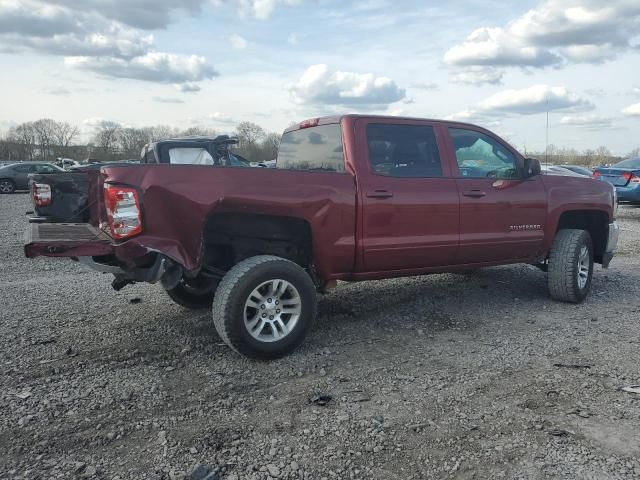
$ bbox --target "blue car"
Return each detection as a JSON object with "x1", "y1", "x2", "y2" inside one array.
[{"x1": 593, "y1": 157, "x2": 640, "y2": 203}]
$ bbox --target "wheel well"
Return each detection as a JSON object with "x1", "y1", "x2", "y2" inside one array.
[
  {"x1": 556, "y1": 210, "x2": 608, "y2": 263},
  {"x1": 202, "y1": 213, "x2": 312, "y2": 272}
]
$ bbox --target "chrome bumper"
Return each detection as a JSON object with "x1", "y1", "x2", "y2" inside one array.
[{"x1": 602, "y1": 222, "x2": 619, "y2": 268}]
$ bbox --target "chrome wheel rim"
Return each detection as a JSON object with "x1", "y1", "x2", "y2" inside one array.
[
  {"x1": 577, "y1": 246, "x2": 590, "y2": 290},
  {"x1": 0, "y1": 181, "x2": 12, "y2": 193},
  {"x1": 244, "y1": 279, "x2": 301, "y2": 343}
]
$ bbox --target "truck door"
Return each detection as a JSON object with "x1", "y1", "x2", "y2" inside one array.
[
  {"x1": 354, "y1": 119, "x2": 460, "y2": 272},
  {"x1": 444, "y1": 126, "x2": 547, "y2": 264}
]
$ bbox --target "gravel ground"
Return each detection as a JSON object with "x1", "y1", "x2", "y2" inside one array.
[{"x1": 1, "y1": 193, "x2": 640, "y2": 480}]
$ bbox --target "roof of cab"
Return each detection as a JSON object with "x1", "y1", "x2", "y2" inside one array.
[{"x1": 283, "y1": 114, "x2": 484, "y2": 134}]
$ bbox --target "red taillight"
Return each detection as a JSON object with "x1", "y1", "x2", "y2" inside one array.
[
  {"x1": 299, "y1": 118, "x2": 320, "y2": 129},
  {"x1": 592, "y1": 171, "x2": 601, "y2": 178},
  {"x1": 32, "y1": 183, "x2": 52, "y2": 207},
  {"x1": 103, "y1": 186, "x2": 142, "y2": 239},
  {"x1": 622, "y1": 172, "x2": 632, "y2": 181}
]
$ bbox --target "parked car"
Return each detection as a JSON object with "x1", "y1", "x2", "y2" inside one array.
[
  {"x1": 559, "y1": 165, "x2": 593, "y2": 177},
  {"x1": 0, "y1": 162, "x2": 64, "y2": 194},
  {"x1": 24, "y1": 115, "x2": 618, "y2": 358},
  {"x1": 540, "y1": 165, "x2": 584, "y2": 177},
  {"x1": 593, "y1": 157, "x2": 640, "y2": 204}
]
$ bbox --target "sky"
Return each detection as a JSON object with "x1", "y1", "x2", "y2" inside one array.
[{"x1": 0, "y1": 0, "x2": 639, "y2": 154}]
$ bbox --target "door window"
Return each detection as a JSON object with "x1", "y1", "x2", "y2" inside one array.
[
  {"x1": 13, "y1": 164, "x2": 35, "y2": 173},
  {"x1": 449, "y1": 128, "x2": 519, "y2": 179},
  {"x1": 366, "y1": 124, "x2": 442, "y2": 177}
]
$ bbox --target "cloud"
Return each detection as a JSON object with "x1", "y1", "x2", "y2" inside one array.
[
  {"x1": 290, "y1": 64, "x2": 406, "y2": 108},
  {"x1": 229, "y1": 33, "x2": 247, "y2": 49},
  {"x1": 559, "y1": 114, "x2": 614, "y2": 129},
  {"x1": 152, "y1": 96, "x2": 185, "y2": 104},
  {"x1": 188, "y1": 112, "x2": 237, "y2": 128},
  {"x1": 42, "y1": 86, "x2": 71, "y2": 95},
  {"x1": 450, "y1": 85, "x2": 593, "y2": 123},
  {"x1": 287, "y1": 33, "x2": 298, "y2": 45},
  {"x1": 412, "y1": 82, "x2": 439, "y2": 91},
  {"x1": 175, "y1": 82, "x2": 201, "y2": 93},
  {"x1": 444, "y1": 0, "x2": 640, "y2": 84},
  {"x1": 82, "y1": 117, "x2": 121, "y2": 128},
  {"x1": 451, "y1": 67, "x2": 503, "y2": 85},
  {"x1": 622, "y1": 102, "x2": 640, "y2": 116},
  {"x1": 0, "y1": 0, "x2": 217, "y2": 88},
  {"x1": 212, "y1": 0, "x2": 303, "y2": 20},
  {"x1": 65, "y1": 52, "x2": 218, "y2": 83}
]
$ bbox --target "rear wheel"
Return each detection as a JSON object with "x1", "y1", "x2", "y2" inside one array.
[
  {"x1": 212, "y1": 255, "x2": 317, "y2": 359},
  {"x1": 547, "y1": 229, "x2": 593, "y2": 303},
  {"x1": 0, "y1": 179, "x2": 15, "y2": 194},
  {"x1": 165, "y1": 276, "x2": 219, "y2": 309}
]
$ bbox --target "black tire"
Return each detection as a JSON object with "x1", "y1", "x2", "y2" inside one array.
[
  {"x1": 547, "y1": 229, "x2": 593, "y2": 303},
  {"x1": 165, "y1": 277, "x2": 219, "y2": 310},
  {"x1": 212, "y1": 255, "x2": 317, "y2": 359},
  {"x1": 0, "y1": 179, "x2": 15, "y2": 194}
]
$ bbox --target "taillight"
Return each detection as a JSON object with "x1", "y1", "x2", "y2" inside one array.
[
  {"x1": 299, "y1": 118, "x2": 320, "y2": 129},
  {"x1": 631, "y1": 174, "x2": 640, "y2": 184},
  {"x1": 103, "y1": 185, "x2": 142, "y2": 239},
  {"x1": 622, "y1": 172, "x2": 632, "y2": 182},
  {"x1": 32, "y1": 183, "x2": 52, "y2": 206},
  {"x1": 592, "y1": 171, "x2": 601, "y2": 178}
]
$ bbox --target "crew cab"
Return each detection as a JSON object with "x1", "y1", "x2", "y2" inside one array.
[{"x1": 24, "y1": 115, "x2": 619, "y2": 358}]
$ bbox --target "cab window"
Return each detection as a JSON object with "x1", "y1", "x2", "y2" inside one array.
[
  {"x1": 449, "y1": 128, "x2": 519, "y2": 179},
  {"x1": 366, "y1": 124, "x2": 443, "y2": 178}
]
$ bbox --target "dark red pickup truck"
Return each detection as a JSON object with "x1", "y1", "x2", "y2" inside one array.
[{"x1": 25, "y1": 115, "x2": 619, "y2": 358}]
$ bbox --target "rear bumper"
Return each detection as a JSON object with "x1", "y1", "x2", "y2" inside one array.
[
  {"x1": 602, "y1": 221, "x2": 619, "y2": 268},
  {"x1": 615, "y1": 185, "x2": 640, "y2": 201}
]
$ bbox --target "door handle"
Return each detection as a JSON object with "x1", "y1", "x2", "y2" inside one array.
[
  {"x1": 366, "y1": 190, "x2": 394, "y2": 199},
  {"x1": 462, "y1": 190, "x2": 487, "y2": 198}
]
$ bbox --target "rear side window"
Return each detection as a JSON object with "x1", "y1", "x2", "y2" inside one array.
[
  {"x1": 277, "y1": 124, "x2": 345, "y2": 172},
  {"x1": 366, "y1": 124, "x2": 443, "y2": 177},
  {"x1": 168, "y1": 147, "x2": 214, "y2": 165},
  {"x1": 13, "y1": 164, "x2": 35, "y2": 173}
]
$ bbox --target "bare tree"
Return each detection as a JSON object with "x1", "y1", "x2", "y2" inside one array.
[
  {"x1": 262, "y1": 132, "x2": 281, "y2": 160},
  {"x1": 236, "y1": 121, "x2": 266, "y2": 147},
  {"x1": 180, "y1": 126, "x2": 217, "y2": 137},
  {"x1": 93, "y1": 121, "x2": 122, "y2": 157},
  {"x1": 9, "y1": 122, "x2": 37, "y2": 160},
  {"x1": 53, "y1": 121, "x2": 80, "y2": 153},
  {"x1": 626, "y1": 147, "x2": 640, "y2": 159},
  {"x1": 117, "y1": 128, "x2": 149, "y2": 158}
]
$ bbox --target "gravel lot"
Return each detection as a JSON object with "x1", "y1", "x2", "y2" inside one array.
[{"x1": 1, "y1": 193, "x2": 640, "y2": 480}]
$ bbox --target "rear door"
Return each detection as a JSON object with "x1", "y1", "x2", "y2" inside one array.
[
  {"x1": 444, "y1": 126, "x2": 547, "y2": 263},
  {"x1": 355, "y1": 119, "x2": 459, "y2": 272},
  {"x1": 11, "y1": 163, "x2": 37, "y2": 189}
]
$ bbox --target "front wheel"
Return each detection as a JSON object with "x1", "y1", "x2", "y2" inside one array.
[
  {"x1": 0, "y1": 179, "x2": 15, "y2": 194},
  {"x1": 212, "y1": 255, "x2": 317, "y2": 359},
  {"x1": 547, "y1": 229, "x2": 593, "y2": 303}
]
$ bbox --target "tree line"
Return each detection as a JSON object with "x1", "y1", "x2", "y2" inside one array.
[{"x1": 0, "y1": 119, "x2": 281, "y2": 164}]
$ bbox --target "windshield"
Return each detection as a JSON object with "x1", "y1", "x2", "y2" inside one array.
[{"x1": 613, "y1": 158, "x2": 640, "y2": 169}]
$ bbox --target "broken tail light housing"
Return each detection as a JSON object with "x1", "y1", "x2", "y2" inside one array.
[
  {"x1": 299, "y1": 118, "x2": 320, "y2": 129},
  {"x1": 592, "y1": 170, "x2": 601, "y2": 178},
  {"x1": 103, "y1": 185, "x2": 142, "y2": 239},
  {"x1": 630, "y1": 174, "x2": 640, "y2": 184},
  {"x1": 32, "y1": 183, "x2": 52, "y2": 207}
]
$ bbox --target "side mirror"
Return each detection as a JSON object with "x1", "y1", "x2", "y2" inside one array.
[{"x1": 523, "y1": 157, "x2": 541, "y2": 178}]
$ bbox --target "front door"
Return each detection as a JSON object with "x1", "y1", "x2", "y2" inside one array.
[
  {"x1": 444, "y1": 127, "x2": 547, "y2": 264},
  {"x1": 355, "y1": 119, "x2": 460, "y2": 272}
]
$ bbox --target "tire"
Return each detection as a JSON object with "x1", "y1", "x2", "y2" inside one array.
[
  {"x1": 0, "y1": 179, "x2": 15, "y2": 194},
  {"x1": 547, "y1": 229, "x2": 594, "y2": 303},
  {"x1": 212, "y1": 255, "x2": 317, "y2": 359},
  {"x1": 165, "y1": 276, "x2": 219, "y2": 310}
]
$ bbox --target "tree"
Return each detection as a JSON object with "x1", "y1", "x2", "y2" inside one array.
[
  {"x1": 236, "y1": 121, "x2": 266, "y2": 147},
  {"x1": 93, "y1": 121, "x2": 122, "y2": 157},
  {"x1": 9, "y1": 122, "x2": 37, "y2": 160},
  {"x1": 262, "y1": 132, "x2": 281, "y2": 160},
  {"x1": 627, "y1": 147, "x2": 640, "y2": 159},
  {"x1": 180, "y1": 126, "x2": 217, "y2": 137}
]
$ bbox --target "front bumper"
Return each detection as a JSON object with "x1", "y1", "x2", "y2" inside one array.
[{"x1": 602, "y1": 221, "x2": 619, "y2": 268}]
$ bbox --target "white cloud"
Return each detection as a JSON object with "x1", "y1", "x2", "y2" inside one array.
[
  {"x1": 444, "y1": 0, "x2": 640, "y2": 84},
  {"x1": 0, "y1": 0, "x2": 217, "y2": 88},
  {"x1": 65, "y1": 52, "x2": 218, "y2": 83},
  {"x1": 175, "y1": 82, "x2": 201, "y2": 93},
  {"x1": 290, "y1": 64, "x2": 406, "y2": 108},
  {"x1": 622, "y1": 103, "x2": 640, "y2": 116},
  {"x1": 450, "y1": 85, "x2": 593, "y2": 123},
  {"x1": 152, "y1": 96, "x2": 185, "y2": 104},
  {"x1": 212, "y1": 0, "x2": 303, "y2": 20},
  {"x1": 559, "y1": 114, "x2": 614, "y2": 129},
  {"x1": 451, "y1": 67, "x2": 503, "y2": 85},
  {"x1": 412, "y1": 82, "x2": 438, "y2": 91},
  {"x1": 229, "y1": 33, "x2": 247, "y2": 49}
]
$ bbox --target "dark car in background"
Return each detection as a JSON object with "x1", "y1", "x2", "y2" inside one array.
[
  {"x1": 0, "y1": 162, "x2": 64, "y2": 193},
  {"x1": 593, "y1": 157, "x2": 640, "y2": 203}
]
